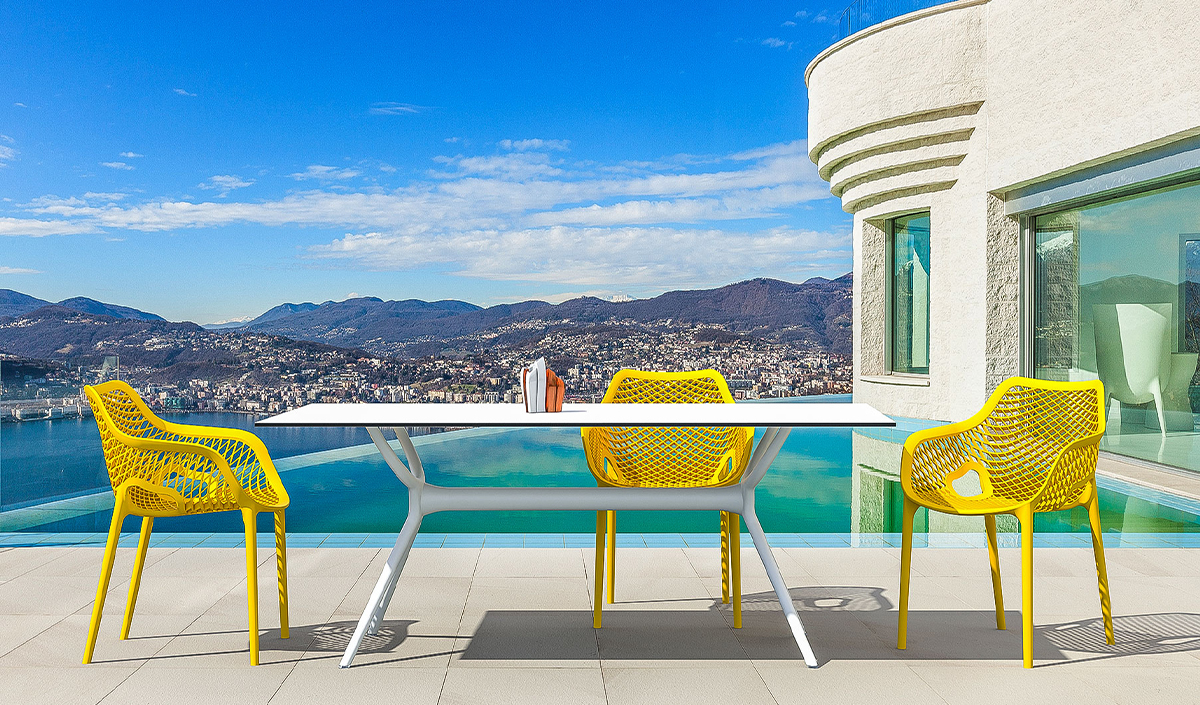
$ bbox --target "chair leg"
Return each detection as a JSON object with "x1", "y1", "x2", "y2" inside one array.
[
  {"x1": 984, "y1": 514, "x2": 1006, "y2": 630},
  {"x1": 605, "y1": 510, "x2": 616, "y2": 604},
  {"x1": 1151, "y1": 385, "x2": 1167, "y2": 438},
  {"x1": 1086, "y1": 488, "x2": 1115, "y2": 645},
  {"x1": 720, "y1": 511, "x2": 730, "y2": 604},
  {"x1": 897, "y1": 496, "x2": 918, "y2": 650},
  {"x1": 119, "y1": 516, "x2": 153, "y2": 640},
  {"x1": 84, "y1": 503, "x2": 125, "y2": 664},
  {"x1": 731, "y1": 513, "x2": 741, "y2": 629},
  {"x1": 275, "y1": 510, "x2": 289, "y2": 640},
  {"x1": 593, "y1": 511, "x2": 605, "y2": 628},
  {"x1": 242, "y1": 508, "x2": 260, "y2": 666},
  {"x1": 1017, "y1": 505, "x2": 1035, "y2": 668}
]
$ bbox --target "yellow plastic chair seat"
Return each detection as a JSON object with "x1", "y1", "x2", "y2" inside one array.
[
  {"x1": 82, "y1": 380, "x2": 290, "y2": 666},
  {"x1": 582, "y1": 369, "x2": 753, "y2": 628},
  {"x1": 896, "y1": 377, "x2": 1114, "y2": 668}
]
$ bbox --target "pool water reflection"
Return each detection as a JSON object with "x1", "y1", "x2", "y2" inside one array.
[{"x1": 5, "y1": 413, "x2": 1200, "y2": 536}]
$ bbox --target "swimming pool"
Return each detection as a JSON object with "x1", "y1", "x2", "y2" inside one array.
[{"x1": 4, "y1": 398, "x2": 1200, "y2": 537}]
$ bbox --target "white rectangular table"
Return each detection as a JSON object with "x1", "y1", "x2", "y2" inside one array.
[{"x1": 258, "y1": 402, "x2": 894, "y2": 668}]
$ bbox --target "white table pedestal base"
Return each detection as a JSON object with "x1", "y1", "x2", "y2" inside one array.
[{"x1": 338, "y1": 426, "x2": 819, "y2": 669}]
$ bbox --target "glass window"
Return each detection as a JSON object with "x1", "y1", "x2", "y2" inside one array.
[
  {"x1": 1033, "y1": 179, "x2": 1200, "y2": 472},
  {"x1": 891, "y1": 212, "x2": 931, "y2": 375}
]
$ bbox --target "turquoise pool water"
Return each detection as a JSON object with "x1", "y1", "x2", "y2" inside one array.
[{"x1": 4, "y1": 398, "x2": 1200, "y2": 535}]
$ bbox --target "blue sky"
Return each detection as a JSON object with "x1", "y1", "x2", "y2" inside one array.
[{"x1": 0, "y1": 1, "x2": 851, "y2": 324}]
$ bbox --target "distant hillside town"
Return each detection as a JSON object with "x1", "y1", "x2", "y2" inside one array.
[{"x1": 0, "y1": 275, "x2": 852, "y2": 421}]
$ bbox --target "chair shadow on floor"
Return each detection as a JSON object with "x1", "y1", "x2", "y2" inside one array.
[
  {"x1": 120, "y1": 587, "x2": 1200, "y2": 669},
  {"x1": 109, "y1": 619, "x2": 458, "y2": 667}
]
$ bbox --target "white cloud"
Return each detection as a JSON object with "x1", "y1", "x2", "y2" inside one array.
[
  {"x1": 782, "y1": 20, "x2": 796, "y2": 27},
  {"x1": 82, "y1": 192, "x2": 127, "y2": 201},
  {"x1": 762, "y1": 38, "x2": 790, "y2": 49},
  {"x1": 0, "y1": 135, "x2": 16, "y2": 165},
  {"x1": 433, "y1": 151, "x2": 564, "y2": 180},
  {"x1": 312, "y1": 225, "x2": 848, "y2": 289},
  {"x1": 4, "y1": 139, "x2": 846, "y2": 289},
  {"x1": 119, "y1": 151, "x2": 144, "y2": 158},
  {"x1": 199, "y1": 174, "x2": 255, "y2": 196},
  {"x1": 173, "y1": 88, "x2": 197, "y2": 97},
  {"x1": 499, "y1": 139, "x2": 570, "y2": 152},
  {"x1": 13, "y1": 102, "x2": 27, "y2": 108},
  {"x1": 290, "y1": 165, "x2": 361, "y2": 181},
  {"x1": 444, "y1": 137, "x2": 461, "y2": 144},
  {"x1": 369, "y1": 102, "x2": 426, "y2": 115},
  {"x1": 100, "y1": 161, "x2": 134, "y2": 170},
  {"x1": 0, "y1": 266, "x2": 40, "y2": 274},
  {"x1": 0, "y1": 217, "x2": 100, "y2": 237}
]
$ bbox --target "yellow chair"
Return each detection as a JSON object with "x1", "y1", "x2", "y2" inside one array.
[
  {"x1": 82, "y1": 380, "x2": 290, "y2": 665},
  {"x1": 582, "y1": 369, "x2": 753, "y2": 628},
  {"x1": 896, "y1": 376, "x2": 1114, "y2": 668}
]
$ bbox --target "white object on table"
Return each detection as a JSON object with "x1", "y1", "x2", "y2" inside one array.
[
  {"x1": 257, "y1": 402, "x2": 895, "y2": 668},
  {"x1": 520, "y1": 357, "x2": 546, "y2": 412}
]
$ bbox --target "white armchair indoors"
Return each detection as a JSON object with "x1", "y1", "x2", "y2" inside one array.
[{"x1": 1093, "y1": 303, "x2": 1198, "y2": 435}]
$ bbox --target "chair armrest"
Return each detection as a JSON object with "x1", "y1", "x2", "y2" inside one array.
[
  {"x1": 159, "y1": 420, "x2": 289, "y2": 506},
  {"x1": 900, "y1": 420, "x2": 980, "y2": 501},
  {"x1": 119, "y1": 434, "x2": 250, "y2": 506},
  {"x1": 1031, "y1": 431, "x2": 1104, "y2": 511}
]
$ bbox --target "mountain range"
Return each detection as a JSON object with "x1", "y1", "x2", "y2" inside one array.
[
  {"x1": 0, "y1": 290, "x2": 163, "y2": 321},
  {"x1": 236, "y1": 274, "x2": 852, "y2": 355},
  {"x1": 0, "y1": 273, "x2": 853, "y2": 360}
]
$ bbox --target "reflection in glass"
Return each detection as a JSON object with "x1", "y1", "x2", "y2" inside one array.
[
  {"x1": 892, "y1": 213, "x2": 930, "y2": 374},
  {"x1": 1033, "y1": 179, "x2": 1200, "y2": 472}
]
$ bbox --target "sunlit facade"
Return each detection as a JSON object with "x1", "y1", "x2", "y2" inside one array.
[{"x1": 806, "y1": 0, "x2": 1200, "y2": 474}]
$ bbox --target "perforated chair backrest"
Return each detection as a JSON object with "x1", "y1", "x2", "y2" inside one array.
[
  {"x1": 583, "y1": 369, "x2": 754, "y2": 488},
  {"x1": 908, "y1": 378, "x2": 1104, "y2": 509},
  {"x1": 86, "y1": 381, "x2": 175, "y2": 491}
]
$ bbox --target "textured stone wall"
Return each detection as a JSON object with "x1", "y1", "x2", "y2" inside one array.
[
  {"x1": 985, "y1": 193, "x2": 1021, "y2": 394},
  {"x1": 859, "y1": 220, "x2": 888, "y2": 378}
]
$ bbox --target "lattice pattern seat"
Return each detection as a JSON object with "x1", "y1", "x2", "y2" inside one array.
[
  {"x1": 582, "y1": 369, "x2": 753, "y2": 628},
  {"x1": 83, "y1": 381, "x2": 290, "y2": 666},
  {"x1": 896, "y1": 376, "x2": 1113, "y2": 668}
]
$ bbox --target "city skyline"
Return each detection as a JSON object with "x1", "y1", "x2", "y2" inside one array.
[{"x1": 0, "y1": 1, "x2": 851, "y2": 324}]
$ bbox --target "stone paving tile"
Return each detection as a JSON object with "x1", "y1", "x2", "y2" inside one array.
[
  {"x1": 758, "y1": 661, "x2": 949, "y2": 705},
  {"x1": 0, "y1": 546, "x2": 75, "y2": 578},
  {"x1": 602, "y1": 665, "x2": 778, "y2": 705},
  {"x1": 6, "y1": 665, "x2": 139, "y2": 705},
  {"x1": 473, "y1": 547, "x2": 585, "y2": 578},
  {"x1": 440, "y1": 667, "x2": 606, "y2": 705},
  {"x1": 2, "y1": 612, "x2": 192, "y2": 668},
  {"x1": 0, "y1": 613, "x2": 68, "y2": 660},
  {"x1": 0, "y1": 575, "x2": 109, "y2": 616},
  {"x1": 451, "y1": 621, "x2": 601, "y2": 669},
  {"x1": 99, "y1": 664, "x2": 294, "y2": 704},
  {"x1": 269, "y1": 666, "x2": 447, "y2": 704},
  {"x1": 907, "y1": 663, "x2": 1119, "y2": 703}
]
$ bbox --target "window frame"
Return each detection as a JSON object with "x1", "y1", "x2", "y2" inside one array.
[{"x1": 886, "y1": 210, "x2": 932, "y2": 378}]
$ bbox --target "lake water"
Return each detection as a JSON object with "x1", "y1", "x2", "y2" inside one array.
[{"x1": 3, "y1": 401, "x2": 1200, "y2": 535}]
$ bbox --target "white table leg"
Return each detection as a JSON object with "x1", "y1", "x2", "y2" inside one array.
[
  {"x1": 743, "y1": 509, "x2": 818, "y2": 667},
  {"x1": 341, "y1": 512, "x2": 423, "y2": 667}
]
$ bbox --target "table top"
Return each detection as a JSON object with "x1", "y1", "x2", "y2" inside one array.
[{"x1": 256, "y1": 402, "x2": 895, "y2": 428}]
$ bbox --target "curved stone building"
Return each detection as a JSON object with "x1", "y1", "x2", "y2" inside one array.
[{"x1": 808, "y1": 0, "x2": 1200, "y2": 473}]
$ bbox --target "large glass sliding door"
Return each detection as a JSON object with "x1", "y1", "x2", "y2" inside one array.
[{"x1": 1033, "y1": 179, "x2": 1200, "y2": 471}]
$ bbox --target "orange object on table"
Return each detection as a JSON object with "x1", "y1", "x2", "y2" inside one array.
[{"x1": 545, "y1": 370, "x2": 565, "y2": 412}]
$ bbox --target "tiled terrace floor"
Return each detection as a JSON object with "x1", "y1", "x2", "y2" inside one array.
[{"x1": 3, "y1": 543, "x2": 1200, "y2": 704}]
